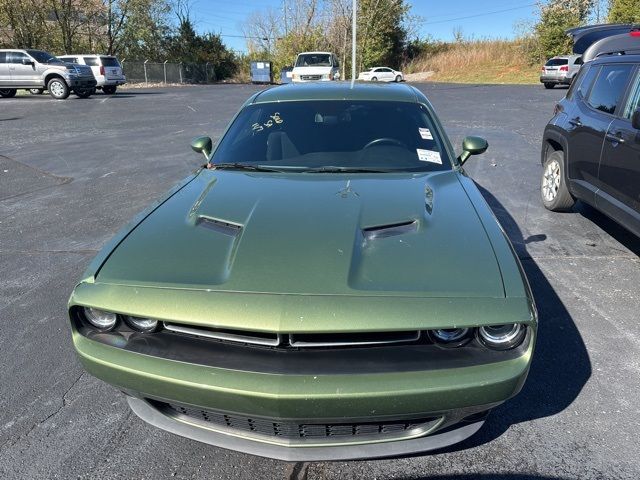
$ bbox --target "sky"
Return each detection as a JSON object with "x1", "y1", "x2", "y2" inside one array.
[{"x1": 190, "y1": 0, "x2": 540, "y2": 53}]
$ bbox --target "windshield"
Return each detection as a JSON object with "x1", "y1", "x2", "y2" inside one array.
[
  {"x1": 210, "y1": 100, "x2": 452, "y2": 173},
  {"x1": 295, "y1": 54, "x2": 332, "y2": 67},
  {"x1": 26, "y1": 50, "x2": 63, "y2": 64}
]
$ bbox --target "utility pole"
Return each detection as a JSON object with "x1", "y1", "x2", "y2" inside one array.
[
  {"x1": 283, "y1": 0, "x2": 288, "y2": 35},
  {"x1": 352, "y1": 0, "x2": 357, "y2": 80}
]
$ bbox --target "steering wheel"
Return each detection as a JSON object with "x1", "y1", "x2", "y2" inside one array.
[{"x1": 362, "y1": 138, "x2": 407, "y2": 150}]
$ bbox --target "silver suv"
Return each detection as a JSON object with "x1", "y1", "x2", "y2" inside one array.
[
  {"x1": 58, "y1": 54, "x2": 126, "y2": 94},
  {"x1": 540, "y1": 55, "x2": 583, "y2": 89},
  {"x1": 0, "y1": 49, "x2": 97, "y2": 100}
]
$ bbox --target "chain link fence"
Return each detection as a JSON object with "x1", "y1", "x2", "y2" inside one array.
[{"x1": 121, "y1": 61, "x2": 217, "y2": 84}]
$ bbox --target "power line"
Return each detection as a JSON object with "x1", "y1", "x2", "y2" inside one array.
[{"x1": 423, "y1": 3, "x2": 537, "y2": 25}]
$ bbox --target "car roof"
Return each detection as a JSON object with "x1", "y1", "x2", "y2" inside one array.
[
  {"x1": 251, "y1": 81, "x2": 420, "y2": 104},
  {"x1": 590, "y1": 53, "x2": 640, "y2": 65},
  {"x1": 59, "y1": 54, "x2": 116, "y2": 57},
  {"x1": 296, "y1": 51, "x2": 332, "y2": 55}
]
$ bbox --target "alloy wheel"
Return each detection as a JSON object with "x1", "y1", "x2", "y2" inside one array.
[{"x1": 542, "y1": 159, "x2": 561, "y2": 202}]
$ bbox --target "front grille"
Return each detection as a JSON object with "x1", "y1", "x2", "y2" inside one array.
[
  {"x1": 163, "y1": 322, "x2": 421, "y2": 349},
  {"x1": 155, "y1": 400, "x2": 437, "y2": 442},
  {"x1": 301, "y1": 74, "x2": 322, "y2": 80}
]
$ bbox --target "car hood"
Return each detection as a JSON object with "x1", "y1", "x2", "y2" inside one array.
[{"x1": 96, "y1": 170, "x2": 505, "y2": 298}]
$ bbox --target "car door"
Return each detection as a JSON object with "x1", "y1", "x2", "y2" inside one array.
[
  {"x1": 566, "y1": 63, "x2": 634, "y2": 201},
  {"x1": 382, "y1": 68, "x2": 394, "y2": 82},
  {"x1": 597, "y1": 66, "x2": 640, "y2": 227},
  {"x1": 8, "y1": 51, "x2": 39, "y2": 86},
  {"x1": 0, "y1": 52, "x2": 10, "y2": 85}
]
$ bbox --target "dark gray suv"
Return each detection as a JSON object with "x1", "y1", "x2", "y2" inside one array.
[
  {"x1": 541, "y1": 29, "x2": 640, "y2": 237},
  {"x1": 0, "y1": 49, "x2": 96, "y2": 100}
]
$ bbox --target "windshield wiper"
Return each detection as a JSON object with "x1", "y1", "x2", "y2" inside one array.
[
  {"x1": 302, "y1": 166, "x2": 395, "y2": 173},
  {"x1": 211, "y1": 163, "x2": 289, "y2": 172}
]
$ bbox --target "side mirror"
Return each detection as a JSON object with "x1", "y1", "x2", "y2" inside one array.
[
  {"x1": 632, "y1": 109, "x2": 640, "y2": 130},
  {"x1": 22, "y1": 58, "x2": 34, "y2": 66},
  {"x1": 191, "y1": 136, "x2": 213, "y2": 160},
  {"x1": 458, "y1": 136, "x2": 488, "y2": 165}
]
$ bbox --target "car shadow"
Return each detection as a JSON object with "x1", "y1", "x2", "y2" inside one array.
[
  {"x1": 574, "y1": 201, "x2": 640, "y2": 256},
  {"x1": 100, "y1": 91, "x2": 167, "y2": 97},
  {"x1": 398, "y1": 474, "x2": 575, "y2": 480},
  {"x1": 428, "y1": 183, "x2": 592, "y2": 454}
]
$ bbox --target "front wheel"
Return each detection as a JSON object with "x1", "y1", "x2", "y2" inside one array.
[
  {"x1": 48, "y1": 78, "x2": 70, "y2": 99},
  {"x1": 29, "y1": 88, "x2": 44, "y2": 95},
  {"x1": 0, "y1": 88, "x2": 17, "y2": 98},
  {"x1": 395, "y1": 75, "x2": 402, "y2": 82},
  {"x1": 102, "y1": 85, "x2": 117, "y2": 95},
  {"x1": 541, "y1": 150, "x2": 575, "y2": 211},
  {"x1": 544, "y1": 82, "x2": 555, "y2": 89},
  {"x1": 371, "y1": 76, "x2": 378, "y2": 82}
]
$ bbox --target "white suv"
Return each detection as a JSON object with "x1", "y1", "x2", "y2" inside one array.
[
  {"x1": 291, "y1": 52, "x2": 340, "y2": 83},
  {"x1": 58, "y1": 54, "x2": 126, "y2": 94}
]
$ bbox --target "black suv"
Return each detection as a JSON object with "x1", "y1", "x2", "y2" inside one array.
[{"x1": 541, "y1": 31, "x2": 640, "y2": 237}]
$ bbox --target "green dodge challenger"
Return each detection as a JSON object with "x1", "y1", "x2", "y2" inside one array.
[{"x1": 68, "y1": 82, "x2": 536, "y2": 461}]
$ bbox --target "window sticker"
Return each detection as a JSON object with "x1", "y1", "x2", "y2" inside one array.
[
  {"x1": 417, "y1": 149, "x2": 442, "y2": 164},
  {"x1": 251, "y1": 112, "x2": 284, "y2": 132},
  {"x1": 418, "y1": 128, "x2": 433, "y2": 140}
]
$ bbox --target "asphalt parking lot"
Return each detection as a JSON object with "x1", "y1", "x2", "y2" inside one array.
[{"x1": 1, "y1": 83, "x2": 639, "y2": 479}]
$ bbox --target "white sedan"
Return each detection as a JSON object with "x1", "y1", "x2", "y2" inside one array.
[{"x1": 358, "y1": 67, "x2": 404, "y2": 82}]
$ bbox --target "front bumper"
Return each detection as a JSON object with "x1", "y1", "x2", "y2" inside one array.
[
  {"x1": 127, "y1": 396, "x2": 487, "y2": 461},
  {"x1": 72, "y1": 322, "x2": 533, "y2": 460},
  {"x1": 68, "y1": 76, "x2": 97, "y2": 89}
]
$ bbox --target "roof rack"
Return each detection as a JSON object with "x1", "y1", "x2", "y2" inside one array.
[{"x1": 566, "y1": 24, "x2": 640, "y2": 62}]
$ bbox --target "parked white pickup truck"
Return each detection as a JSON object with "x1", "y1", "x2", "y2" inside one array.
[{"x1": 291, "y1": 52, "x2": 340, "y2": 82}]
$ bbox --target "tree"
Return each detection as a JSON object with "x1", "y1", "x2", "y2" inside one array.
[
  {"x1": 165, "y1": 9, "x2": 238, "y2": 80},
  {"x1": 608, "y1": 0, "x2": 640, "y2": 23},
  {"x1": 0, "y1": 0, "x2": 52, "y2": 49},
  {"x1": 533, "y1": 0, "x2": 594, "y2": 60},
  {"x1": 242, "y1": 0, "x2": 411, "y2": 79}
]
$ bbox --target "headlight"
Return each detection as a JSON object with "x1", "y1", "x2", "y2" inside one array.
[
  {"x1": 124, "y1": 315, "x2": 158, "y2": 333},
  {"x1": 83, "y1": 307, "x2": 117, "y2": 330},
  {"x1": 477, "y1": 324, "x2": 526, "y2": 350},
  {"x1": 429, "y1": 327, "x2": 471, "y2": 347}
]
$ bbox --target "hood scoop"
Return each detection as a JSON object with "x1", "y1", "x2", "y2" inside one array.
[
  {"x1": 197, "y1": 216, "x2": 243, "y2": 237},
  {"x1": 363, "y1": 220, "x2": 418, "y2": 242}
]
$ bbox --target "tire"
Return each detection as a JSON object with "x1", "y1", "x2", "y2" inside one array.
[
  {"x1": 47, "y1": 77, "x2": 70, "y2": 99},
  {"x1": 395, "y1": 75, "x2": 402, "y2": 82},
  {"x1": 102, "y1": 85, "x2": 117, "y2": 95},
  {"x1": 29, "y1": 88, "x2": 44, "y2": 95},
  {"x1": 0, "y1": 88, "x2": 17, "y2": 98},
  {"x1": 544, "y1": 82, "x2": 555, "y2": 89},
  {"x1": 541, "y1": 150, "x2": 575, "y2": 211},
  {"x1": 74, "y1": 88, "x2": 92, "y2": 98},
  {"x1": 371, "y1": 77, "x2": 378, "y2": 82}
]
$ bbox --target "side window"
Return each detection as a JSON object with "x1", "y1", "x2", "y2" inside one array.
[
  {"x1": 0, "y1": 52, "x2": 6, "y2": 63},
  {"x1": 578, "y1": 66, "x2": 599, "y2": 98},
  {"x1": 9, "y1": 52, "x2": 29, "y2": 64},
  {"x1": 84, "y1": 57, "x2": 99, "y2": 66},
  {"x1": 587, "y1": 64, "x2": 634, "y2": 114},
  {"x1": 623, "y1": 71, "x2": 640, "y2": 119},
  {"x1": 568, "y1": 65, "x2": 597, "y2": 100},
  {"x1": 574, "y1": 57, "x2": 583, "y2": 65}
]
